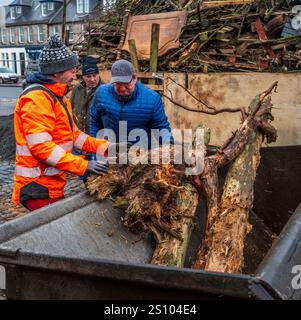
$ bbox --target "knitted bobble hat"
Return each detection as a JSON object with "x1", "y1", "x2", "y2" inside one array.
[{"x1": 39, "y1": 34, "x2": 79, "y2": 74}]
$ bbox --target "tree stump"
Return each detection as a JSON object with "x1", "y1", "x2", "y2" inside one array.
[{"x1": 193, "y1": 83, "x2": 278, "y2": 273}]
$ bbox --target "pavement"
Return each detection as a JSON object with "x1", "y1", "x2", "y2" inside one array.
[{"x1": 0, "y1": 83, "x2": 22, "y2": 116}]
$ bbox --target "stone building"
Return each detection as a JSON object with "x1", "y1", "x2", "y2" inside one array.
[{"x1": 0, "y1": 0, "x2": 106, "y2": 75}]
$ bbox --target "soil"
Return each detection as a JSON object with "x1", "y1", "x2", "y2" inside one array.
[{"x1": 0, "y1": 115, "x2": 15, "y2": 162}]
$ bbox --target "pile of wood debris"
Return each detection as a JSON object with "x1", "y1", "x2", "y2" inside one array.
[
  {"x1": 72, "y1": 0, "x2": 301, "y2": 72},
  {"x1": 86, "y1": 82, "x2": 278, "y2": 273}
]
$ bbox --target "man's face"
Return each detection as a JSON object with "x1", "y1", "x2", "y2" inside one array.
[
  {"x1": 83, "y1": 73, "x2": 100, "y2": 89},
  {"x1": 54, "y1": 67, "x2": 77, "y2": 85},
  {"x1": 114, "y1": 76, "x2": 137, "y2": 99}
]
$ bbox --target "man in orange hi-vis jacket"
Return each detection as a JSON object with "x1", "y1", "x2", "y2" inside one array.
[{"x1": 12, "y1": 35, "x2": 111, "y2": 211}]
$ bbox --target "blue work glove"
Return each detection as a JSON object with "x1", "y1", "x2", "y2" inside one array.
[{"x1": 86, "y1": 160, "x2": 109, "y2": 175}]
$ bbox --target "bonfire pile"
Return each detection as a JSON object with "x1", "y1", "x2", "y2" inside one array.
[{"x1": 73, "y1": 0, "x2": 301, "y2": 72}]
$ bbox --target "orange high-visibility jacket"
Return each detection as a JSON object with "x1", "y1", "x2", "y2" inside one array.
[{"x1": 12, "y1": 82, "x2": 110, "y2": 205}]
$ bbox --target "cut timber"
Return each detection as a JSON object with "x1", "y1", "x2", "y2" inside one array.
[
  {"x1": 149, "y1": 24, "x2": 160, "y2": 85},
  {"x1": 216, "y1": 26, "x2": 235, "y2": 41},
  {"x1": 128, "y1": 39, "x2": 140, "y2": 71},
  {"x1": 169, "y1": 42, "x2": 199, "y2": 68},
  {"x1": 202, "y1": 0, "x2": 254, "y2": 8},
  {"x1": 203, "y1": 129, "x2": 262, "y2": 273},
  {"x1": 193, "y1": 83, "x2": 278, "y2": 273}
]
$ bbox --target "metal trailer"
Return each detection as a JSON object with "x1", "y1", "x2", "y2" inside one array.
[{"x1": 0, "y1": 145, "x2": 301, "y2": 300}]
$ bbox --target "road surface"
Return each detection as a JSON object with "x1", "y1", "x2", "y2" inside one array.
[{"x1": 0, "y1": 84, "x2": 22, "y2": 116}]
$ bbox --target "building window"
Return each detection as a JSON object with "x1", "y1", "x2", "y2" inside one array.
[
  {"x1": 19, "y1": 27, "x2": 25, "y2": 43},
  {"x1": 10, "y1": 29, "x2": 15, "y2": 44},
  {"x1": 1, "y1": 53, "x2": 5, "y2": 67},
  {"x1": 41, "y1": 3, "x2": 47, "y2": 16},
  {"x1": 1, "y1": 53, "x2": 9, "y2": 67},
  {"x1": 66, "y1": 25, "x2": 74, "y2": 42},
  {"x1": 77, "y1": 0, "x2": 84, "y2": 13},
  {"x1": 38, "y1": 26, "x2": 44, "y2": 43},
  {"x1": 77, "y1": 0, "x2": 89, "y2": 14},
  {"x1": 1, "y1": 29, "x2": 7, "y2": 44},
  {"x1": 16, "y1": 6, "x2": 22, "y2": 14},
  {"x1": 10, "y1": 7, "x2": 16, "y2": 19},
  {"x1": 28, "y1": 26, "x2": 34, "y2": 43},
  {"x1": 48, "y1": 2, "x2": 54, "y2": 11},
  {"x1": 84, "y1": 0, "x2": 89, "y2": 13},
  {"x1": 53, "y1": 25, "x2": 59, "y2": 35}
]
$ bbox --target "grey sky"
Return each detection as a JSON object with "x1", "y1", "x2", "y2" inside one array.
[
  {"x1": 0, "y1": 0, "x2": 10, "y2": 27},
  {"x1": 0, "y1": 0, "x2": 12, "y2": 6}
]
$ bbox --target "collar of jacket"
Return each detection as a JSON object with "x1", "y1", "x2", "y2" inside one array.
[
  {"x1": 80, "y1": 79, "x2": 101, "y2": 91},
  {"x1": 26, "y1": 72, "x2": 68, "y2": 97},
  {"x1": 43, "y1": 82, "x2": 68, "y2": 97}
]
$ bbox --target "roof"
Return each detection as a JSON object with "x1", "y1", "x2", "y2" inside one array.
[
  {"x1": 49, "y1": 0, "x2": 101, "y2": 24},
  {"x1": 5, "y1": 0, "x2": 57, "y2": 25},
  {"x1": 5, "y1": 0, "x2": 102, "y2": 26},
  {"x1": 8, "y1": 0, "x2": 33, "y2": 7}
]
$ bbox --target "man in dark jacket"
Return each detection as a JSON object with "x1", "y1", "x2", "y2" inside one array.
[
  {"x1": 90, "y1": 59, "x2": 172, "y2": 149},
  {"x1": 70, "y1": 56, "x2": 102, "y2": 134}
]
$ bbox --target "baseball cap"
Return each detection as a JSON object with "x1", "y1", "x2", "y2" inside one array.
[{"x1": 111, "y1": 59, "x2": 135, "y2": 83}]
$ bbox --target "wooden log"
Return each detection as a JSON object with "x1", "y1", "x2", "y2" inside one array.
[
  {"x1": 149, "y1": 23, "x2": 160, "y2": 85},
  {"x1": 203, "y1": 128, "x2": 261, "y2": 273},
  {"x1": 128, "y1": 39, "x2": 140, "y2": 71},
  {"x1": 192, "y1": 84, "x2": 277, "y2": 274},
  {"x1": 151, "y1": 183, "x2": 199, "y2": 267}
]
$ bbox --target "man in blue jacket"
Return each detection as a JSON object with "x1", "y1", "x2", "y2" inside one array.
[{"x1": 90, "y1": 59, "x2": 172, "y2": 149}]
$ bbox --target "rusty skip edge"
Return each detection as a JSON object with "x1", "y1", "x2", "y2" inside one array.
[
  {"x1": 0, "y1": 247, "x2": 256, "y2": 299},
  {"x1": 1, "y1": 198, "x2": 300, "y2": 299},
  {"x1": 255, "y1": 202, "x2": 301, "y2": 300}
]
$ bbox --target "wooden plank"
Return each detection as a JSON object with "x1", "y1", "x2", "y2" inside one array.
[
  {"x1": 163, "y1": 73, "x2": 301, "y2": 147},
  {"x1": 149, "y1": 23, "x2": 160, "y2": 85},
  {"x1": 146, "y1": 84, "x2": 163, "y2": 91},
  {"x1": 255, "y1": 17, "x2": 276, "y2": 59},
  {"x1": 163, "y1": 73, "x2": 188, "y2": 134},
  {"x1": 122, "y1": 11, "x2": 187, "y2": 60},
  {"x1": 202, "y1": 0, "x2": 254, "y2": 8},
  {"x1": 128, "y1": 39, "x2": 140, "y2": 71}
]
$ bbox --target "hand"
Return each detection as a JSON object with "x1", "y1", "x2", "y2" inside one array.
[{"x1": 86, "y1": 160, "x2": 109, "y2": 175}]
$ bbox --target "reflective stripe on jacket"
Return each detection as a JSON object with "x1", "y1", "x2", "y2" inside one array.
[{"x1": 12, "y1": 82, "x2": 110, "y2": 205}]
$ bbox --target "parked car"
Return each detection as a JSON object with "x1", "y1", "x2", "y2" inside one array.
[{"x1": 0, "y1": 67, "x2": 19, "y2": 84}]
